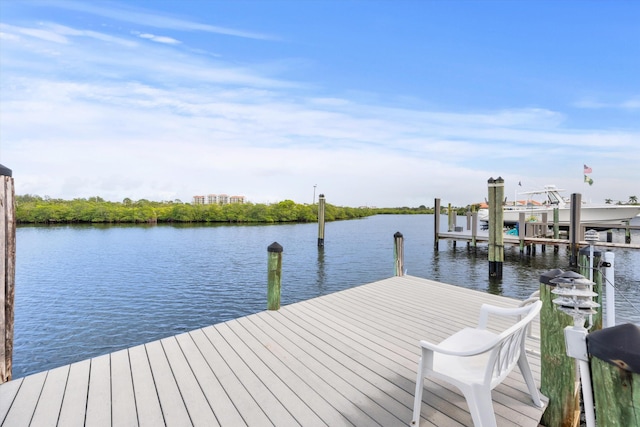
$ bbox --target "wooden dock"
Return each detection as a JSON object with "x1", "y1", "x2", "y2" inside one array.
[
  {"x1": 439, "y1": 230, "x2": 640, "y2": 250},
  {"x1": 0, "y1": 276, "x2": 547, "y2": 427}
]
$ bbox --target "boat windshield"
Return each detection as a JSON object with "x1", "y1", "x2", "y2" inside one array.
[{"x1": 547, "y1": 191, "x2": 562, "y2": 205}]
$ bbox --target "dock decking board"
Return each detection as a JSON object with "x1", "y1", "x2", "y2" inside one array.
[{"x1": 0, "y1": 276, "x2": 548, "y2": 426}]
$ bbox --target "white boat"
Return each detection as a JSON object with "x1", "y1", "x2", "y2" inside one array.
[{"x1": 477, "y1": 185, "x2": 640, "y2": 228}]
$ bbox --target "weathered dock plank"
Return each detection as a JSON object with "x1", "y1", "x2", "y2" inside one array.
[
  {"x1": 30, "y1": 365, "x2": 69, "y2": 427},
  {"x1": 110, "y1": 349, "x2": 137, "y2": 427},
  {"x1": 57, "y1": 359, "x2": 90, "y2": 427},
  {"x1": 128, "y1": 344, "x2": 164, "y2": 427},
  {"x1": 86, "y1": 354, "x2": 110, "y2": 427},
  {"x1": 0, "y1": 276, "x2": 547, "y2": 427}
]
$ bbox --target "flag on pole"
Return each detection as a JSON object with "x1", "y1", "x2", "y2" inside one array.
[
  {"x1": 584, "y1": 175, "x2": 593, "y2": 186},
  {"x1": 584, "y1": 164, "x2": 592, "y2": 174}
]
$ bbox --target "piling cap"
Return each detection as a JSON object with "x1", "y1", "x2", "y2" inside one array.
[
  {"x1": 0, "y1": 164, "x2": 12, "y2": 177},
  {"x1": 394, "y1": 231, "x2": 403, "y2": 238},
  {"x1": 268, "y1": 242, "x2": 283, "y2": 253},
  {"x1": 587, "y1": 323, "x2": 640, "y2": 374},
  {"x1": 539, "y1": 268, "x2": 564, "y2": 285}
]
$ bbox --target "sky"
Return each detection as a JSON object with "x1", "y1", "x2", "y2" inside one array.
[{"x1": 1, "y1": 0, "x2": 639, "y2": 207}]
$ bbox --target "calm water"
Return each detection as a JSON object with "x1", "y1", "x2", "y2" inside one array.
[{"x1": 14, "y1": 214, "x2": 640, "y2": 378}]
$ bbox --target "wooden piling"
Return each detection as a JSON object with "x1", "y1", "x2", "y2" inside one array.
[
  {"x1": 317, "y1": 194, "x2": 326, "y2": 247},
  {"x1": 471, "y1": 211, "x2": 477, "y2": 248},
  {"x1": 587, "y1": 323, "x2": 640, "y2": 427},
  {"x1": 539, "y1": 269, "x2": 580, "y2": 427},
  {"x1": 433, "y1": 198, "x2": 440, "y2": 250},
  {"x1": 488, "y1": 177, "x2": 504, "y2": 278},
  {"x1": 447, "y1": 203, "x2": 454, "y2": 232},
  {"x1": 553, "y1": 207, "x2": 560, "y2": 252},
  {"x1": 569, "y1": 193, "x2": 581, "y2": 267},
  {"x1": 267, "y1": 242, "x2": 283, "y2": 310},
  {"x1": 519, "y1": 212, "x2": 526, "y2": 253},
  {"x1": 393, "y1": 232, "x2": 404, "y2": 277},
  {"x1": 1, "y1": 164, "x2": 15, "y2": 384},
  {"x1": 541, "y1": 212, "x2": 548, "y2": 252}
]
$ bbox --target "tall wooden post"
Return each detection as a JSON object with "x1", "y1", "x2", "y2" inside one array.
[
  {"x1": 518, "y1": 211, "x2": 526, "y2": 253},
  {"x1": 539, "y1": 269, "x2": 580, "y2": 427},
  {"x1": 433, "y1": 198, "x2": 440, "y2": 250},
  {"x1": 471, "y1": 211, "x2": 477, "y2": 248},
  {"x1": 553, "y1": 207, "x2": 560, "y2": 252},
  {"x1": 488, "y1": 177, "x2": 504, "y2": 278},
  {"x1": 267, "y1": 242, "x2": 283, "y2": 310},
  {"x1": 1, "y1": 164, "x2": 16, "y2": 384},
  {"x1": 541, "y1": 212, "x2": 548, "y2": 252},
  {"x1": 393, "y1": 232, "x2": 404, "y2": 277},
  {"x1": 317, "y1": 194, "x2": 325, "y2": 247},
  {"x1": 447, "y1": 203, "x2": 454, "y2": 232},
  {"x1": 569, "y1": 193, "x2": 581, "y2": 267}
]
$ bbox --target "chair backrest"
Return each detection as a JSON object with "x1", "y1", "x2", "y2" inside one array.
[{"x1": 483, "y1": 300, "x2": 542, "y2": 387}]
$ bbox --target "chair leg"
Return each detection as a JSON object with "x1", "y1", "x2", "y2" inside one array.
[
  {"x1": 518, "y1": 353, "x2": 543, "y2": 407},
  {"x1": 462, "y1": 384, "x2": 497, "y2": 427},
  {"x1": 411, "y1": 356, "x2": 426, "y2": 425}
]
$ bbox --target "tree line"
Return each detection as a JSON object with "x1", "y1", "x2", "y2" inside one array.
[{"x1": 14, "y1": 195, "x2": 386, "y2": 224}]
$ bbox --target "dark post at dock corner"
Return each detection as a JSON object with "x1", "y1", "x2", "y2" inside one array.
[
  {"x1": 487, "y1": 177, "x2": 504, "y2": 279},
  {"x1": 267, "y1": 242, "x2": 283, "y2": 311},
  {"x1": 317, "y1": 194, "x2": 326, "y2": 247},
  {"x1": 1, "y1": 164, "x2": 16, "y2": 384}
]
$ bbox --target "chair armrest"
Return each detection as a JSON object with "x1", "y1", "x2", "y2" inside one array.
[{"x1": 419, "y1": 327, "x2": 499, "y2": 357}]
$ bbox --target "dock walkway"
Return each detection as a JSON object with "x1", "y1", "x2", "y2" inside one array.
[{"x1": 1, "y1": 276, "x2": 547, "y2": 426}]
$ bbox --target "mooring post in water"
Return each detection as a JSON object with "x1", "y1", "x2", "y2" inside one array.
[
  {"x1": 447, "y1": 203, "x2": 454, "y2": 232},
  {"x1": 541, "y1": 212, "x2": 548, "y2": 252},
  {"x1": 487, "y1": 177, "x2": 504, "y2": 278},
  {"x1": 267, "y1": 242, "x2": 283, "y2": 310},
  {"x1": 317, "y1": 194, "x2": 326, "y2": 247},
  {"x1": 433, "y1": 198, "x2": 440, "y2": 250},
  {"x1": 393, "y1": 232, "x2": 404, "y2": 277},
  {"x1": 553, "y1": 207, "x2": 560, "y2": 252},
  {"x1": 539, "y1": 269, "x2": 580, "y2": 427},
  {"x1": 625, "y1": 221, "x2": 631, "y2": 244},
  {"x1": 569, "y1": 193, "x2": 581, "y2": 267},
  {"x1": 471, "y1": 210, "x2": 477, "y2": 248},
  {"x1": 518, "y1": 211, "x2": 526, "y2": 253},
  {"x1": 0, "y1": 164, "x2": 15, "y2": 384}
]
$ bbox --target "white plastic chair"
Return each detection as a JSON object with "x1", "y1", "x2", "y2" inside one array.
[{"x1": 411, "y1": 300, "x2": 543, "y2": 427}]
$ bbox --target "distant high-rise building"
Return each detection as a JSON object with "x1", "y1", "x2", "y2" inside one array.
[{"x1": 192, "y1": 193, "x2": 245, "y2": 205}]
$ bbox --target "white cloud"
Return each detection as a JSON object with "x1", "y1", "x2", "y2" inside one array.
[
  {"x1": 46, "y1": 0, "x2": 277, "y2": 40},
  {"x1": 138, "y1": 33, "x2": 181, "y2": 45},
  {"x1": 0, "y1": 23, "x2": 69, "y2": 44},
  {"x1": 574, "y1": 96, "x2": 640, "y2": 111}
]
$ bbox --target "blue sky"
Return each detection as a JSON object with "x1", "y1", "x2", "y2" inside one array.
[{"x1": 1, "y1": 0, "x2": 639, "y2": 207}]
